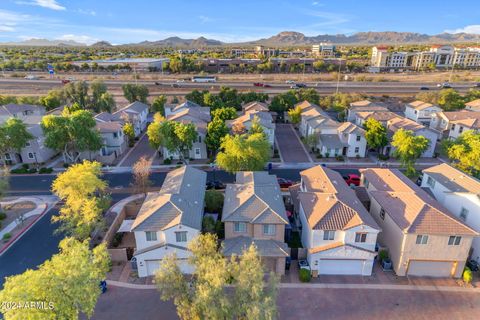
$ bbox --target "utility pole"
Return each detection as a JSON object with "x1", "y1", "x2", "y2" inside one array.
[{"x1": 335, "y1": 59, "x2": 342, "y2": 95}]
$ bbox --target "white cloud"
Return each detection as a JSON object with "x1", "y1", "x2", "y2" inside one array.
[
  {"x1": 0, "y1": 9, "x2": 32, "y2": 33},
  {"x1": 55, "y1": 34, "x2": 99, "y2": 45},
  {"x1": 16, "y1": 0, "x2": 66, "y2": 11},
  {"x1": 312, "y1": 2, "x2": 324, "y2": 6},
  {"x1": 445, "y1": 25, "x2": 480, "y2": 34},
  {"x1": 77, "y1": 9, "x2": 96, "y2": 16},
  {"x1": 198, "y1": 15, "x2": 212, "y2": 24}
]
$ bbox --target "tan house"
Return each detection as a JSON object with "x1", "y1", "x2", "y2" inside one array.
[
  {"x1": 465, "y1": 99, "x2": 480, "y2": 112},
  {"x1": 222, "y1": 171, "x2": 289, "y2": 275},
  {"x1": 242, "y1": 101, "x2": 269, "y2": 113},
  {"x1": 360, "y1": 168, "x2": 477, "y2": 278}
]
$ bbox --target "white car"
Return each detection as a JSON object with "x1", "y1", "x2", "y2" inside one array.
[
  {"x1": 24, "y1": 75, "x2": 39, "y2": 80},
  {"x1": 285, "y1": 80, "x2": 295, "y2": 84},
  {"x1": 176, "y1": 79, "x2": 185, "y2": 83}
]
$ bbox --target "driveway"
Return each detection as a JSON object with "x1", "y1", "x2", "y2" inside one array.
[
  {"x1": 275, "y1": 124, "x2": 312, "y2": 163},
  {"x1": 90, "y1": 286, "x2": 480, "y2": 320},
  {"x1": 117, "y1": 133, "x2": 157, "y2": 167}
]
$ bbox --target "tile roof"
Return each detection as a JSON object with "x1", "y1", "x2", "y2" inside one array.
[
  {"x1": 319, "y1": 134, "x2": 347, "y2": 149},
  {"x1": 222, "y1": 172, "x2": 289, "y2": 225},
  {"x1": 349, "y1": 100, "x2": 388, "y2": 111},
  {"x1": 222, "y1": 236, "x2": 289, "y2": 257},
  {"x1": 466, "y1": 99, "x2": 480, "y2": 110},
  {"x1": 131, "y1": 166, "x2": 206, "y2": 232},
  {"x1": 356, "y1": 111, "x2": 399, "y2": 123},
  {"x1": 171, "y1": 100, "x2": 203, "y2": 112},
  {"x1": 387, "y1": 116, "x2": 425, "y2": 132},
  {"x1": 243, "y1": 101, "x2": 268, "y2": 112},
  {"x1": 96, "y1": 121, "x2": 122, "y2": 133},
  {"x1": 406, "y1": 100, "x2": 436, "y2": 110},
  {"x1": 229, "y1": 111, "x2": 274, "y2": 130},
  {"x1": 293, "y1": 166, "x2": 379, "y2": 231},
  {"x1": 423, "y1": 163, "x2": 480, "y2": 195},
  {"x1": 360, "y1": 168, "x2": 477, "y2": 236},
  {"x1": 0, "y1": 104, "x2": 45, "y2": 117},
  {"x1": 309, "y1": 242, "x2": 375, "y2": 254},
  {"x1": 337, "y1": 122, "x2": 365, "y2": 135}
]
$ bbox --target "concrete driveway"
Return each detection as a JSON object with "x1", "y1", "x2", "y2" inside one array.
[
  {"x1": 275, "y1": 124, "x2": 312, "y2": 163},
  {"x1": 117, "y1": 133, "x2": 157, "y2": 167}
]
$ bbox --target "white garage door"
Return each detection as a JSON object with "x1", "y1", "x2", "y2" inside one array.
[
  {"x1": 318, "y1": 259, "x2": 365, "y2": 275},
  {"x1": 407, "y1": 260, "x2": 454, "y2": 277},
  {"x1": 145, "y1": 259, "x2": 193, "y2": 276}
]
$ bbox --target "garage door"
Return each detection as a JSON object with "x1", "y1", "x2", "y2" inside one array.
[
  {"x1": 318, "y1": 259, "x2": 365, "y2": 275},
  {"x1": 407, "y1": 260, "x2": 454, "y2": 277},
  {"x1": 145, "y1": 259, "x2": 193, "y2": 276}
]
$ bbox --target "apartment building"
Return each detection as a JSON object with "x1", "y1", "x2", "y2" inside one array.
[{"x1": 312, "y1": 43, "x2": 335, "y2": 57}]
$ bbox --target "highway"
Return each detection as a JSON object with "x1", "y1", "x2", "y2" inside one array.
[{"x1": 1, "y1": 77, "x2": 478, "y2": 96}]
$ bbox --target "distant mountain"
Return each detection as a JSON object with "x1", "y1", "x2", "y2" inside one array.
[
  {"x1": 90, "y1": 41, "x2": 113, "y2": 47},
  {"x1": 125, "y1": 36, "x2": 224, "y2": 47},
  {"x1": 0, "y1": 38, "x2": 87, "y2": 46}
]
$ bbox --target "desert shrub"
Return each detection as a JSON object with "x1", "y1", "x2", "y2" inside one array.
[
  {"x1": 463, "y1": 267, "x2": 473, "y2": 284},
  {"x1": 299, "y1": 268, "x2": 311, "y2": 282}
]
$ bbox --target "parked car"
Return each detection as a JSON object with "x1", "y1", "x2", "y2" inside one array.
[
  {"x1": 466, "y1": 259, "x2": 479, "y2": 272},
  {"x1": 277, "y1": 177, "x2": 293, "y2": 188},
  {"x1": 419, "y1": 86, "x2": 430, "y2": 90},
  {"x1": 206, "y1": 180, "x2": 225, "y2": 190},
  {"x1": 343, "y1": 174, "x2": 360, "y2": 186},
  {"x1": 298, "y1": 260, "x2": 310, "y2": 270}
]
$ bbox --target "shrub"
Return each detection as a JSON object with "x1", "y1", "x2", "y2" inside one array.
[
  {"x1": 299, "y1": 268, "x2": 311, "y2": 282},
  {"x1": 0, "y1": 212, "x2": 6, "y2": 220},
  {"x1": 163, "y1": 158, "x2": 172, "y2": 165},
  {"x1": 316, "y1": 153, "x2": 323, "y2": 159},
  {"x1": 215, "y1": 221, "x2": 225, "y2": 239},
  {"x1": 355, "y1": 154, "x2": 360, "y2": 159},
  {"x1": 39, "y1": 167, "x2": 53, "y2": 174},
  {"x1": 463, "y1": 267, "x2": 473, "y2": 284},
  {"x1": 10, "y1": 168, "x2": 28, "y2": 174},
  {"x1": 378, "y1": 249, "x2": 389, "y2": 261},
  {"x1": 325, "y1": 152, "x2": 330, "y2": 158},
  {"x1": 2, "y1": 232, "x2": 12, "y2": 242},
  {"x1": 205, "y1": 190, "x2": 224, "y2": 213},
  {"x1": 22, "y1": 164, "x2": 29, "y2": 170},
  {"x1": 335, "y1": 155, "x2": 344, "y2": 161},
  {"x1": 28, "y1": 168, "x2": 37, "y2": 174},
  {"x1": 111, "y1": 233, "x2": 124, "y2": 248},
  {"x1": 202, "y1": 216, "x2": 216, "y2": 233}
]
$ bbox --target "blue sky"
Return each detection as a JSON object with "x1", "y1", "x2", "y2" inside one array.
[{"x1": 0, "y1": 0, "x2": 479, "y2": 44}]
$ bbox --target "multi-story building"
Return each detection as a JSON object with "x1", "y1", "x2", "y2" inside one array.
[
  {"x1": 429, "y1": 111, "x2": 480, "y2": 139},
  {"x1": 386, "y1": 117, "x2": 438, "y2": 157},
  {"x1": 312, "y1": 43, "x2": 335, "y2": 57},
  {"x1": 346, "y1": 100, "x2": 389, "y2": 122},
  {"x1": 430, "y1": 45, "x2": 455, "y2": 67},
  {"x1": 404, "y1": 101, "x2": 442, "y2": 126}
]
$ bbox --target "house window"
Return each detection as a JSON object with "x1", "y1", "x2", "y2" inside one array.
[
  {"x1": 380, "y1": 208, "x2": 385, "y2": 220},
  {"x1": 234, "y1": 222, "x2": 246, "y2": 233},
  {"x1": 416, "y1": 235, "x2": 429, "y2": 245},
  {"x1": 323, "y1": 230, "x2": 335, "y2": 240},
  {"x1": 195, "y1": 148, "x2": 201, "y2": 156},
  {"x1": 354, "y1": 147, "x2": 359, "y2": 153},
  {"x1": 459, "y1": 126, "x2": 464, "y2": 134},
  {"x1": 175, "y1": 231, "x2": 187, "y2": 242},
  {"x1": 451, "y1": 124, "x2": 456, "y2": 131},
  {"x1": 426, "y1": 176, "x2": 435, "y2": 188},
  {"x1": 198, "y1": 136, "x2": 202, "y2": 143},
  {"x1": 355, "y1": 233, "x2": 367, "y2": 243},
  {"x1": 4, "y1": 153, "x2": 11, "y2": 160},
  {"x1": 25, "y1": 141, "x2": 31, "y2": 147},
  {"x1": 448, "y1": 236, "x2": 461, "y2": 246},
  {"x1": 356, "y1": 135, "x2": 361, "y2": 141},
  {"x1": 146, "y1": 231, "x2": 157, "y2": 241},
  {"x1": 459, "y1": 207, "x2": 469, "y2": 221},
  {"x1": 113, "y1": 132, "x2": 118, "y2": 138},
  {"x1": 263, "y1": 224, "x2": 276, "y2": 236},
  {"x1": 28, "y1": 153, "x2": 35, "y2": 159}
]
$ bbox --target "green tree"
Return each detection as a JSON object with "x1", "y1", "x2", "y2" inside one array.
[
  {"x1": 216, "y1": 133, "x2": 270, "y2": 173},
  {"x1": 0, "y1": 237, "x2": 109, "y2": 320},
  {"x1": 51, "y1": 161, "x2": 108, "y2": 240},
  {"x1": 122, "y1": 83, "x2": 149, "y2": 103},
  {"x1": 0, "y1": 118, "x2": 33, "y2": 165},
  {"x1": 41, "y1": 110, "x2": 102, "y2": 163},
  {"x1": 205, "y1": 117, "x2": 229, "y2": 155},
  {"x1": 287, "y1": 105, "x2": 302, "y2": 126},
  {"x1": 205, "y1": 189, "x2": 224, "y2": 213},
  {"x1": 39, "y1": 89, "x2": 64, "y2": 110},
  {"x1": 185, "y1": 89, "x2": 207, "y2": 106},
  {"x1": 391, "y1": 129, "x2": 430, "y2": 177},
  {"x1": 249, "y1": 116, "x2": 265, "y2": 136},
  {"x1": 269, "y1": 91, "x2": 299, "y2": 114},
  {"x1": 63, "y1": 81, "x2": 89, "y2": 109},
  {"x1": 147, "y1": 113, "x2": 166, "y2": 151},
  {"x1": 151, "y1": 121, "x2": 198, "y2": 163},
  {"x1": 218, "y1": 86, "x2": 241, "y2": 110},
  {"x1": 442, "y1": 131, "x2": 480, "y2": 177},
  {"x1": 96, "y1": 92, "x2": 115, "y2": 113},
  {"x1": 364, "y1": 118, "x2": 388, "y2": 152},
  {"x1": 123, "y1": 122, "x2": 135, "y2": 146},
  {"x1": 151, "y1": 95, "x2": 167, "y2": 115},
  {"x1": 89, "y1": 80, "x2": 109, "y2": 112},
  {"x1": 211, "y1": 107, "x2": 237, "y2": 121},
  {"x1": 415, "y1": 91, "x2": 440, "y2": 105},
  {"x1": 465, "y1": 89, "x2": 480, "y2": 102},
  {"x1": 438, "y1": 89, "x2": 465, "y2": 111}
]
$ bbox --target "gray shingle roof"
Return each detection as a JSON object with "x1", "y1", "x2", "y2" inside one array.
[
  {"x1": 222, "y1": 236, "x2": 289, "y2": 257},
  {"x1": 131, "y1": 166, "x2": 206, "y2": 232}
]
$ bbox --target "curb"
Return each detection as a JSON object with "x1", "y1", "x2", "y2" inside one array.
[{"x1": 0, "y1": 202, "x2": 50, "y2": 256}]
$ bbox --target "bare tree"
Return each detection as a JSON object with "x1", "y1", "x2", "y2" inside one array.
[{"x1": 132, "y1": 156, "x2": 152, "y2": 195}]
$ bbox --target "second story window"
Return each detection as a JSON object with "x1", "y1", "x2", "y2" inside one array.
[
  {"x1": 146, "y1": 231, "x2": 157, "y2": 241},
  {"x1": 356, "y1": 135, "x2": 361, "y2": 141},
  {"x1": 323, "y1": 230, "x2": 335, "y2": 240},
  {"x1": 355, "y1": 233, "x2": 367, "y2": 243},
  {"x1": 234, "y1": 222, "x2": 246, "y2": 233},
  {"x1": 198, "y1": 136, "x2": 202, "y2": 143},
  {"x1": 459, "y1": 207, "x2": 469, "y2": 221},
  {"x1": 113, "y1": 132, "x2": 118, "y2": 138},
  {"x1": 426, "y1": 176, "x2": 435, "y2": 188},
  {"x1": 416, "y1": 235, "x2": 429, "y2": 245},
  {"x1": 380, "y1": 208, "x2": 385, "y2": 220},
  {"x1": 175, "y1": 231, "x2": 187, "y2": 242},
  {"x1": 448, "y1": 236, "x2": 461, "y2": 246},
  {"x1": 263, "y1": 224, "x2": 276, "y2": 236}
]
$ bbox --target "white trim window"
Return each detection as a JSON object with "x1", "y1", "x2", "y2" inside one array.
[
  {"x1": 146, "y1": 231, "x2": 157, "y2": 241},
  {"x1": 459, "y1": 207, "x2": 469, "y2": 221},
  {"x1": 448, "y1": 236, "x2": 461, "y2": 246},
  {"x1": 426, "y1": 176, "x2": 435, "y2": 188},
  {"x1": 355, "y1": 233, "x2": 367, "y2": 243},
  {"x1": 175, "y1": 231, "x2": 187, "y2": 242},
  {"x1": 234, "y1": 222, "x2": 247, "y2": 233},
  {"x1": 323, "y1": 230, "x2": 335, "y2": 240},
  {"x1": 28, "y1": 152, "x2": 35, "y2": 159},
  {"x1": 416, "y1": 234, "x2": 428, "y2": 245},
  {"x1": 263, "y1": 224, "x2": 276, "y2": 236}
]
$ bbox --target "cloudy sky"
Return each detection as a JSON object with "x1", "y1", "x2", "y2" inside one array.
[{"x1": 0, "y1": 0, "x2": 479, "y2": 45}]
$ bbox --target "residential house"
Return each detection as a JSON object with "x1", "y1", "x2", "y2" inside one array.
[
  {"x1": 164, "y1": 107, "x2": 210, "y2": 160},
  {"x1": 360, "y1": 168, "x2": 477, "y2": 277},
  {"x1": 354, "y1": 111, "x2": 399, "y2": 127},
  {"x1": 164, "y1": 100, "x2": 207, "y2": 117},
  {"x1": 0, "y1": 104, "x2": 46, "y2": 122},
  {"x1": 131, "y1": 166, "x2": 206, "y2": 277},
  {"x1": 386, "y1": 117, "x2": 438, "y2": 157},
  {"x1": 222, "y1": 172, "x2": 289, "y2": 275},
  {"x1": 346, "y1": 100, "x2": 388, "y2": 122},
  {"x1": 297, "y1": 101, "x2": 367, "y2": 157},
  {"x1": 404, "y1": 101, "x2": 442, "y2": 126},
  {"x1": 290, "y1": 166, "x2": 380, "y2": 276},
  {"x1": 242, "y1": 101, "x2": 269, "y2": 113},
  {"x1": 421, "y1": 163, "x2": 480, "y2": 263},
  {"x1": 226, "y1": 109, "x2": 275, "y2": 147},
  {"x1": 94, "y1": 120, "x2": 127, "y2": 164},
  {"x1": 430, "y1": 111, "x2": 480, "y2": 139},
  {"x1": 465, "y1": 99, "x2": 480, "y2": 112},
  {"x1": 111, "y1": 101, "x2": 149, "y2": 137}
]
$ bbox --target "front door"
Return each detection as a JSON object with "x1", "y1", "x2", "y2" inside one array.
[{"x1": 342, "y1": 147, "x2": 347, "y2": 156}]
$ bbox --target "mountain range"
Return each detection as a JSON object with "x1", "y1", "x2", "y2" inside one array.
[{"x1": 2, "y1": 31, "x2": 480, "y2": 47}]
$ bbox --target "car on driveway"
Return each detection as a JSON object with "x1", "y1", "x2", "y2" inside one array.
[
  {"x1": 343, "y1": 174, "x2": 360, "y2": 186},
  {"x1": 206, "y1": 180, "x2": 225, "y2": 190},
  {"x1": 298, "y1": 260, "x2": 310, "y2": 270},
  {"x1": 277, "y1": 177, "x2": 293, "y2": 188},
  {"x1": 466, "y1": 259, "x2": 479, "y2": 272}
]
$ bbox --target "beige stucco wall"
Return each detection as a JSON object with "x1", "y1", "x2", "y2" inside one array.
[
  {"x1": 253, "y1": 224, "x2": 285, "y2": 242},
  {"x1": 224, "y1": 221, "x2": 254, "y2": 239}
]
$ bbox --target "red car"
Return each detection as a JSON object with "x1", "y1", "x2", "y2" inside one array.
[
  {"x1": 61, "y1": 79, "x2": 71, "y2": 85},
  {"x1": 253, "y1": 82, "x2": 264, "y2": 87},
  {"x1": 277, "y1": 178, "x2": 293, "y2": 188},
  {"x1": 343, "y1": 174, "x2": 360, "y2": 186}
]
